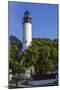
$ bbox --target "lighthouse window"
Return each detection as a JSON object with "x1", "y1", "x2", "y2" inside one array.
[{"x1": 25, "y1": 40, "x2": 27, "y2": 43}]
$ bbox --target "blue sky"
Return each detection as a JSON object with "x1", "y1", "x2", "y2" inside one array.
[{"x1": 8, "y1": 2, "x2": 58, "y2": 41}]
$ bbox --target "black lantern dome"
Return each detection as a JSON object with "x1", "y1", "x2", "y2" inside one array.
[{"x1": 22, "y1": 10, "x2": 32, "y2": 24}]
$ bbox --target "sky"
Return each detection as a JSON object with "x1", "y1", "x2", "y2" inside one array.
[{"x1": 8, "y1": 2, "x2": 58, "y2": 41}]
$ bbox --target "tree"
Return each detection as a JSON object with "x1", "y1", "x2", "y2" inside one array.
[
  {"x1": 50, "y1": 47, "x2": 58, "y2": 71},
  {"x1": 9, "y1": 36, "x2": 58, "y2": 75},
  {"x1": 21, "y1": 47, "x2": 32, "y2": 68},
  {"x1": 9, "y1": 35, "x2": 23, "y2": 74},
  {"x1": 21, "y1": 38, "x2": 58, "y2": 75}
]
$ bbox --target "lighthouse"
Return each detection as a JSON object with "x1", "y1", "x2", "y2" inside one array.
[{"x1": 22, "y1": 10, "x2": 32, "y2": 52}]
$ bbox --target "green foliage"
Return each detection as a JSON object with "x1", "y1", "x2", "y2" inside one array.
[
  {"x1": 9, "y1": 36, "x2": 58, "y2": 75},
  {"x1": 9, "y1": 36, "x2": 25, "y2": 74},
  {"x1": 21, "y1": 38, "x2": 58, "y2": 74}
]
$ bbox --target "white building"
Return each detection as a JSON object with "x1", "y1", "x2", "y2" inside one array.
[
  {"x1": 22, "y1": 10, "x2": 32, "y2": 52},
  {"x1": 21, "y1": 10, "x2": 33, "y2": 79}
]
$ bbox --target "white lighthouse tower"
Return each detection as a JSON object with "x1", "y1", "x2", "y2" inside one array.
[{"x1": 22, "y1": 10, "x2": 32, "y2": 52}]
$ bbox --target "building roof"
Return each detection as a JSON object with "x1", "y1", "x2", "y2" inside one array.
[{"x1": 24, "y1": 10, "x2": 31, "y2": 17}]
